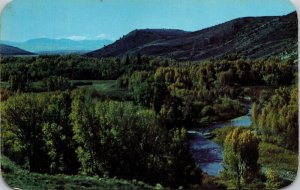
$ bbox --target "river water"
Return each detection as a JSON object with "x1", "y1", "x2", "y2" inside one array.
[{"x1": 188, "y1": 102, "x2": 252, "y2": 176}]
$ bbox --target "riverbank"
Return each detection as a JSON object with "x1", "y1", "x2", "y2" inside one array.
[
  {"x1": 188, "y1": 100, "x2": 252, "y2": 176},
  {"x1": 210, "y1": 126, "x2": 298, "y2": 184},
  {"x1": 188, "y1": 94, "x2": 298, "y2": 189},
  {"x1": 194, "y1": 98, "x2": 249, "y2": 128}
]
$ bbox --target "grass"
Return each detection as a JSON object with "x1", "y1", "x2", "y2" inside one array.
[
  {"x1": 0, "y1": 80, "x2": 133, "y2": 100},
  {"x1": 258, "y1": 142, "x2": 298, "y2": 181},
  {"x1": 73, "y1": 80, "x2": 132, "y2": 100},
  {"x1": 200, "y1": 173, "x2": 226, "y2": 190},
  {"x1": 73, "y1": 80, "x2": 116, "y2": 91},
  {"x1": 0, "y1": 81, "x2": 9, "y2": 89},
  {"x1": 1, "y1": 156, "x2": 156, "y2": 190}
]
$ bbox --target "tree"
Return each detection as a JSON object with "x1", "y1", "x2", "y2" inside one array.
[
  {"x1": 129, "y1": 71, "x2": 153, "y2": 107},
  {"x1": 223, "y1": 128, "x2": 260, "y2": 189},
  {"x1": 42, "y1": 92, "x2": 79, "y2": 174},
  {"x1": 254, "y1": 87, "x2": 298, "y2": 150},
  {"x1": 69, "y1": 90, "x2": 201, "y2": 187},
  {"x1": 43, "y1": 76, "x2": 71, "y2": 91},
  {"x1": 125, "y1": 54, "x2": 130, "y2": 65},
  {"x1": 251, "y1": 102, "x2": 259, "y2": 131},
  {"x1": 1, "y1": 92, "x2": 79, "y2": 174},
  {"x1": 137, "y1": 53, "x2": 142, "y2": 64},
  {"x1": 167, "y1": 128, "x2": 202, "y2": 186},
  {"x1": 70, "y1": 89, "x2": 102, "y2": 175},
  {"x1": 1, "y1": 94, "x2": 48, "y2": 172},
  {"x1": 152, "y1": 69, "x2": 170, "y2": 113},
  {"x1": 217, "y1": 69, "x2": 233, "y2": 86}
]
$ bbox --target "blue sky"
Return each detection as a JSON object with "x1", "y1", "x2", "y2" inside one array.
[{"x1": 0, "y1": 0, "x2": 296, "y2": 42}]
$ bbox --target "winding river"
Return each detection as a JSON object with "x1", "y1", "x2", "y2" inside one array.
[{"x1": 188, "y1": 102, "x2": 252, "y2": 176}]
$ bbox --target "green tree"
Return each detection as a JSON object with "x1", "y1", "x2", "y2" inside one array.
[
  {"x1": 70, "y1": 89, "x2": 102, "y2": 175},
  {"x1": 1, "y1": 92, "x2": 79, "y2": 174},
  {"x1": 167, "y1": 128, "x2": 202, "y2": 186},
  {"x1": 42, "y1": 92, "x2": 79, "y2": 174},
  {"x1": 251, "y1": 102, "x2": 258, "y2": 123},
  {"x1": 43, "y1": 76, "x2": 71, "y2": 91},
  {"x1": 217, "y1": 69, "x2": 233, "y2": 86},
  {"x1": 9, "y1": 74, "x2": 27, "y2": 92},
  {"x1": 255, "y1": 87, "x2": 298, "y2": 150},
  {"x1": 69, "y1": 89, "x2": 201, "y2": 187},
  {"x1": 1, "y1": 93, "x2": 48, "y2": 172},
  {"x1": 223, "y1": 128, "x2": 260, "y2": 189}
]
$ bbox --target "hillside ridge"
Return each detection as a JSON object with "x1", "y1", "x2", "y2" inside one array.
[
  {"x1": 0, "y1": 44, "x2": 34, "y2": 55},
  {"x1": 86, "y1": 12, "x2": 297, "y2": 61}
]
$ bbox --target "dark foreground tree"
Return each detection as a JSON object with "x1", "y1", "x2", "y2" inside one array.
[
  {"x1": 1, "y1": 93, "x2": 47, "y2": 172},
  {"x1": 70, "y1": 89, "x2": 202, "y2": 188},
  {"x1": 1, "y1": 92, "x2": 79, "y2": 173}
]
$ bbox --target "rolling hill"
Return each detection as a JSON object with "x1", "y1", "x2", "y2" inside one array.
[
  {"x1": 0, "y1": 44, "x2": 34, "y2": 55},
  {"x1": 86, "y1": 12, "x2": 297, "y2": 61}
]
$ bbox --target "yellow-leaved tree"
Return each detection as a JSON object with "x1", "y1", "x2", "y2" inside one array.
[{"x1": 223, "y1": 128, "x2": 260, "y2": 189}]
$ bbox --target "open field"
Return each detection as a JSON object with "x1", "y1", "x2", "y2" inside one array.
[{"x1": 73, "y1": 80, "x2": 132, "y2": 100}]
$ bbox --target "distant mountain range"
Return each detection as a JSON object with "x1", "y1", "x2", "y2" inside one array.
[
  {"x1": 0, "y1": 38, "x2": 113, "y2": 54},
  {"x1": 86, "y1": 12, "x2": 297, "y2": 61},
  {"x1": 0, "y1": 44, "x2": 34, "y2": 55}
]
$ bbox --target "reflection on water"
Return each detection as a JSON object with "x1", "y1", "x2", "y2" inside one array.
[
  {"x1": 189, "y1": 133, "x2": 223, "y2": 176},
  {"x1": 188, "y1": 102, "x2": 252, "y2": 176}
]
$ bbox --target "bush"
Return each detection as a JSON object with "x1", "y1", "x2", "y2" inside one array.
[{"x1": 265, "y1": 168, "x2": 282, "y2": 189}]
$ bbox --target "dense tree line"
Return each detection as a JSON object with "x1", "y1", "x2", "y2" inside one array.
[
  {"x1": 1, "y1": 89, "x2": 201, "y2": 188},
  {"x1": 117, "y1": 68, "x2": 245, "y2": 128},
  {"x1": 0, "y1": 55, "x2": 166, "y2": 82},
  {"x1": 1, "y1": 55, "x2": 295, "y2": 88},
  {"x1": 251, "y1": 86, "x2": 298, "y2": 150},
  {"x1": 116, "y1": 57, "x2": 295, "y2": 128}
]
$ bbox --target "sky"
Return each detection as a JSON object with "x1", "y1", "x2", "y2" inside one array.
[{"x1": 0, "y1": 0, "x2": 296, "y2": 42}]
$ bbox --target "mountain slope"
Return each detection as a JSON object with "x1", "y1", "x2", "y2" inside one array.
[
  {"x1": 0, "y1": 44, "x2": 34, "y2": 55},
  {"x1": 86, "y1": 12, "x2": 297, "y2": 61},
  {"x1": 1, "y1": 38, "x2": 113, "y2": 53}
]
